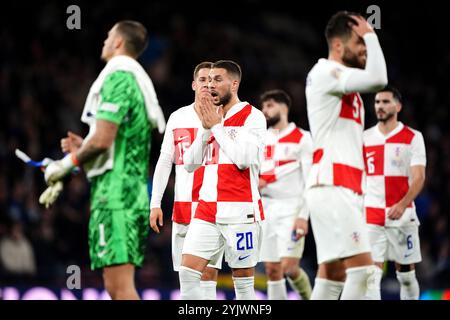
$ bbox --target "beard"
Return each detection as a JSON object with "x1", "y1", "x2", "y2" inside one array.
[
  {"x1": 342, "y1": 46, "x2": 366, "y2": 69},
  {"x1": 266, "y1": 113, "x2": 281, "y2": 128},
  {"x1": 216, "y1": 91, "x2": 232, "y2": 106},
  {"x1": 376, "y1": 110, "x2": 395, "y2": 123},
  {"x1": 100, "y1": 48, "x2": 109, "y2": 62}
]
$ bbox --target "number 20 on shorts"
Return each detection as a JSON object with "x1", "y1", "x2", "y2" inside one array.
[{"x1": 236, "y1": 232, "x2": 253, "y2": 251}]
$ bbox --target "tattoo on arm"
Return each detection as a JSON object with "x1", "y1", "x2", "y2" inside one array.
[
  {"x1": 75, "y1": 119, "x2": 118, "y2": 165},
  {"x1": 76, "y1": 141, "x2": 107, "y2": 164}
]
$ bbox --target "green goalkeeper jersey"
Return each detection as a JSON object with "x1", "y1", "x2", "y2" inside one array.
[{"x1": 89, "y1": 70, "x2": 151, "y2": 211}]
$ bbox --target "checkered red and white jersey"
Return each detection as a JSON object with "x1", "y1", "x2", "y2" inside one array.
[
  {"x1": 305, "y1": 58, "x2": 366, "y2": 194},
  {"x1": 184, "y1": 101, "x2": 267, "y2": 224},
  {"x1": 363, "y1": 122, "x2": 426, "y2": 227},
  {"x1": 159, "y1": 103, "x2": 204, "y2": 224},
  {"x1": 260, "y1": 123, "x2": 313, "y2": 200}
]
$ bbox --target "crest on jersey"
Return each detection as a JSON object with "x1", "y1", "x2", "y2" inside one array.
[
  {"x1": 351, "y1": 232, "x2": 360, "y2": 243},
  {"x1": 391, "y1": 146, "x2": 404, "y2": 167},
  {"x1": 228, "y1": 128, "x2": 237, "y2": 140},
  {"x1": 331, "y1": 68, "x2": 343, "y2": 79}
]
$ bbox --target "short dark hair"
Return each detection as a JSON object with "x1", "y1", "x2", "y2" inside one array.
[
  {"x1": 377, "y1": 85, "x2": 403, "y2": 104},
  {"x1": 325, "y1": 11, "x2": 360, "y2": 47},
  {"x1": 193, "y1": 61, "x2": 213, "y2": 80},
  {"x1": 115, "y1": 20, "x2": 148, "y2": 58},
  {"x1": 260, "y1": 89, "x2": 292, "y2": 109},
  {"x1": 212, "y1": 60, "x2": 242, "y2": 81}
]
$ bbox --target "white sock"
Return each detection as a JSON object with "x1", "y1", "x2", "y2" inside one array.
[
  {"x1": 179, "y1": 266, "x2": 203, "y2": 300},
  {"x1": 287, "y1": 268, "x2": 312, "y2": 300},
  {"x1": 341, "y1": 265, "x2": 381, "y2": 300},
  {"x1": 233, "y1": 276, "x2": 255, "y2": 300},
  {"x1": 366, "y1": 266, "x2": 383, "y2": 300},
  {"x1": 267, "y1": 279, "x2": 288, "y2": 300},
  {"x1": 200, "y1": 280, "x2": 217, "y2": 300},
  {"x1": 396, "y1": 270, "x2": 420, "y2": 300},
  {"x1": 311, "y1": 278, "x2": 344, "y2": 300}
]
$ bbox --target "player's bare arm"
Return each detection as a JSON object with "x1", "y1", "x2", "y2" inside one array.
[
  {"x1": 75, "y1": 119, "x2": 118, "y2": 164},
  {"x1": 388, "y1": 165, "x2": 426, "y2": 220},
  {"x1": 45, "y1": 119, "x2": 118, "y2": 184}
]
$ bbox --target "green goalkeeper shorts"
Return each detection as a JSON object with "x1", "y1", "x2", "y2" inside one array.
[{"x1": 88, "y1": 208, "x2": 149, "y2": 270}]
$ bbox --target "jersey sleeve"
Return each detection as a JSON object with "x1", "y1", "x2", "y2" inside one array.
[
  {"x1": 96, "y1": 71, "x2": 136, "y2": 125},
  {"x1": 211, "y1": 109, "x2": 267, "y2": 170},
  {"x1": 160, "y1": 113, "x2": 175, "y2": 157},
  {"x1": 339, "y1": 34, "x2": 387, "y2": 94},
  {"x1": 150, "y1": 151, "x2": 173, "y2": 208},
  {"x1": 309, "y1": 61, "x2": 355, "y2": 97},
  {"x1": 410, "y1": 132, "x2": 426, "y2": 167},
  {"x1": 321, "y1": 34, "x2": 387, "y2": 95},
  {"x1": 299, "y1": 131, "x2": 313, "y2": 180}
]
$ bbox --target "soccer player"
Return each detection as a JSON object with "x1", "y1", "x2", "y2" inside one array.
[
  {"x1": 149, "y1": 61, "x2": 224, "y2": 299},
  {"x1": 258, "y1": 89, "x2": 313, "y2": 300},
  {"x1": 364, "y1": 86, "x2": 426, "y2": 300},
  {"x1": 44, "y1": 20, "x2": 165, "y2": 299},
  {"x1": 301, "y1": 12, "x2": 388, "y2": 299},
  {"x1": 178, "y1": 60, "x2": 267, "y2": 300}
]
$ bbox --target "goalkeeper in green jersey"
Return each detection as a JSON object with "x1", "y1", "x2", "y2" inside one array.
[{"x1": 43, "y1": 20, "x2": 165, "y2": 299}]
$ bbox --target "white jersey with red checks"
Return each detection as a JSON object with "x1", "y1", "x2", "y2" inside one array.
[
  {"x1": 363, "y1": 122, "x2": 426, "y2": 227},
  {"x1": 305, "y1": 58, "x2": 366, "y2": 194},
  {"x1": 158, "y1": 103, "x2": 204, "y2": 224},
  {"x1": 260, "y1": 123, "x2": 313, "y2": 199},
  {"x1": 183, "y1": 101, "x2": 267, "y2": 224}
]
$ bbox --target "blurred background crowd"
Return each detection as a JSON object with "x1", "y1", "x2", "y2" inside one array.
[{"x1": 0, "y1": 0, "x2": 449, "y2": 298}]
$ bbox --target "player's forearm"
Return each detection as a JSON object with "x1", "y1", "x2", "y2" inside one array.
[
  {"x1": 344, "y1": 33, "x2": 388, "y2": 93},
  {"x1": 75, "y1": 119, "x2": 118, "y2": 164},
  {"x1": 211, "y1": 124, "x2": 262, "y2": 170},
  {"x1": 183, "y1": 129, "x2": 209, "y2": 172},
  {"x1": 150, "y1": 152, "x2": 173, "y2": 208},
  {"x1": 75, "y1": 137, "x2": 109, "y2": 164},
  {"x1": 398, "y1": 175, "x2": 425, "y2": 208}
]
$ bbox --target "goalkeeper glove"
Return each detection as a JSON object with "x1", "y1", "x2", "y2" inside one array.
[
  {"x1": 44, "y1": 153, "x2": 79, "y2": 184},
  {"x1": 39, "y1": 181, "x2": 63, "y2": 208}
]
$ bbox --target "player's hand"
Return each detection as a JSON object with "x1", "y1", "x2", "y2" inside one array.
[
  {"x1": 258, "y1": 178, "x2": 268, "y2": 191},
  {"x1": 39, "y1": 181, "x2": 63, "y2": 208},
  {"x1": 61, "y1": 131, "x2": 83, "y2": 153},
  {"x1": 387, "y1": 202, "x2": 407, "y2": 220},
  {"x1": 199, "y1": 92, "x2": 223, "y2": 129},
  {"x1": 150, "y1": 208, "x2": 164, "y2": 233},
  {"x1": 292, "y1": 217, "x2": 308, "y2": 241},
  {"x1": 44, "y1": 154, "x2": 76, "y2": 184},
  {"x1": 349, "y1": 15, "x2": 374, "y2": 37}
]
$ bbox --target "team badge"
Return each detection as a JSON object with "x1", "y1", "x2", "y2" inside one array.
[{"x1": 351, "y1": 232, "x2": 360, "y2": 243}]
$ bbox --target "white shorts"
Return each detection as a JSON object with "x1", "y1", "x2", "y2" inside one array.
[
  {"x1": 367, "y1": 224, "x2": 422, "y2": 265},
  {"x1": 306, "y1": 186, "x2": 371, "y2": 264},
  {"x1": 182, "y1": 218, "x2": 262, "y2": 269},
  {"x1": 172, "y1": 222, "x2": 223, "y2": 271},
  {"x1": 260, "y1": 198, "x2": 305, "y2": 262}
]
